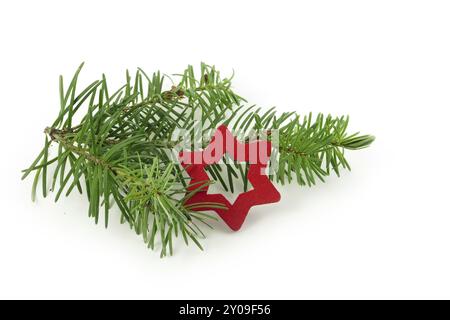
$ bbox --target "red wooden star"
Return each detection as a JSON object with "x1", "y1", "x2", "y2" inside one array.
[{"x1": 179, "y1": 125, "x2": 281, "y2": 231}]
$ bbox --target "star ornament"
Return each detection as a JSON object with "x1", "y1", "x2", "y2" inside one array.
[{"x1": 179, "y1": 125, "x2": 281, "y2": 231}]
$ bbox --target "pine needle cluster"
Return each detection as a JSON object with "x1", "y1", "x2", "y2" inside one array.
[{"x1": 22, "y1": 63, "x2": 374, "y2": 256}]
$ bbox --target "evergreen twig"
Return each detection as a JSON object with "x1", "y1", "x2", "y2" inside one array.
[{"x1": 22, "y1": 63, "x2": 374, "y2": 256}]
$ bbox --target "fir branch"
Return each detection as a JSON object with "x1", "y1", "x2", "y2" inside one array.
[{"x1": 22, "y1": 62, "x2": 374, "y2": 256}]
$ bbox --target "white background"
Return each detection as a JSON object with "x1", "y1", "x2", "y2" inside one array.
[{"x1": 0, "y1": 0, "x2": 449, "y2": 299}]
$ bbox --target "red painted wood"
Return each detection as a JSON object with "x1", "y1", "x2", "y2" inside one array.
[{"x1": 179, "y1": 125, "x2": 281, "y2": 231}]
